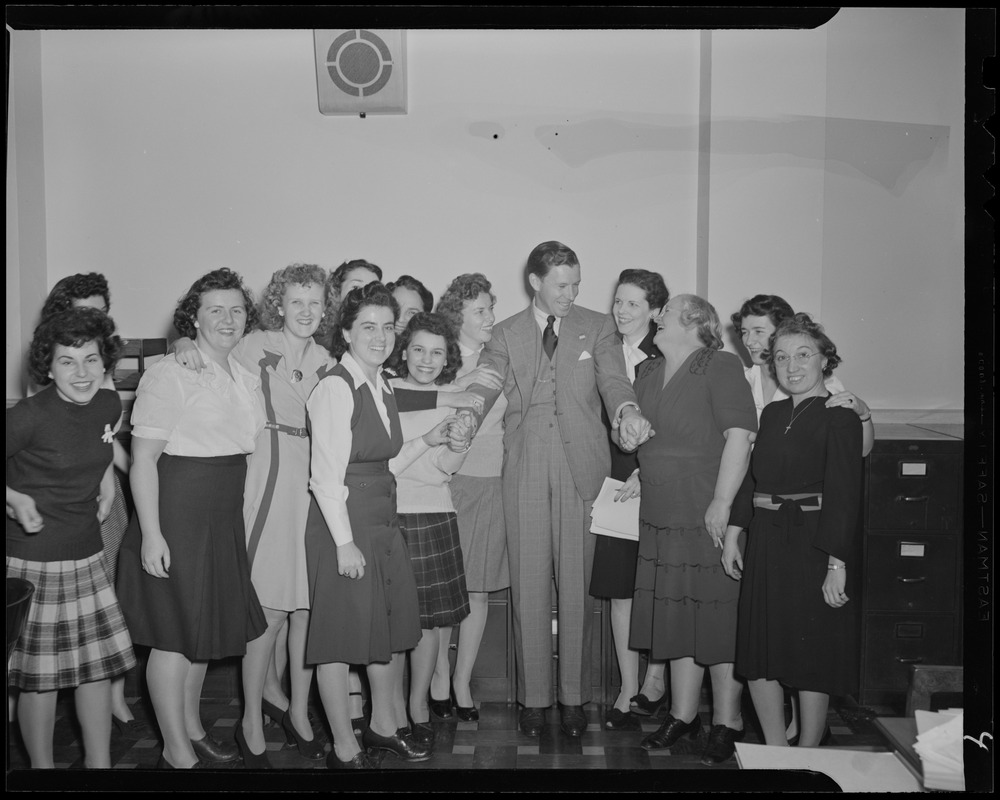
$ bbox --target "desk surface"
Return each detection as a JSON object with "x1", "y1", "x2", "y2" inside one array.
[{"x1": 875, "y1": 717, "x2": 923, "y2": 780}]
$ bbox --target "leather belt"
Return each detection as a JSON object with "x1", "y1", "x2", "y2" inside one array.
[
  {"x1": 753, "y1": 491, "x2": 823, "y2": 511},
  {"x1": 265, "y1": 421, "x2": 308, "y2": 438}
]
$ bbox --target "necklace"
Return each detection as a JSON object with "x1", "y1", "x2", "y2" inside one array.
[{"x1": 784, "y1": 395, "x2": 820, "y2": 434}]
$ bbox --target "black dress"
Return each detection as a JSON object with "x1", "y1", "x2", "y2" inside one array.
[
  {"x1": 589, "y1": 326, "x2": 659, "y2": 599},
  {"x1": 731, "y1": 395, "x2": 863, "y2": 696}
]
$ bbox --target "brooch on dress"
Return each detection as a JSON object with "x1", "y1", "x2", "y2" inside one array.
[
  {"x1": 102, "y1": 424, "x2": 115, "y2": 444},
  {"x1": 291, "y1": 370, "x2": 303, "y2": 383}
]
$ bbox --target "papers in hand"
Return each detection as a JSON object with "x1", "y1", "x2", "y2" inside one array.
[
  {"x1": 590, "y1": 477, "x2": 639, "y2": 541},
  {"x1": 914, "y1": 709, "x2": 964, "y2": 791}
]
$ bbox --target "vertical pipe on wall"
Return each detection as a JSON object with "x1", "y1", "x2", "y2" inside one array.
[{"x1": 695, "y1": 29, "x2": 712, "y2": 299}]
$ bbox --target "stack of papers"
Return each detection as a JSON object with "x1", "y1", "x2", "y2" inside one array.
[
  {"x1": 589, "y1": 478, "x2": 639, "y2": 540},
  {"x1": 913, "y1": 709, "x2": 964, "y2": 791}
]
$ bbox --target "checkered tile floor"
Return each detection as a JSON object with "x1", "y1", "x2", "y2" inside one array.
[{"x1": 6, "y1": 691, "x2": 895, "y2": 791}]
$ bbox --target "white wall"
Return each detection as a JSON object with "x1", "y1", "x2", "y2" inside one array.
[{"x1": 7, "y1": 12, "x2": 966, "y2": 411}]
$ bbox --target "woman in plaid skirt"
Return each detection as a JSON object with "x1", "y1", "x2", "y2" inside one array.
[
  {"x1": 6, "y1": 308, "x2": 137, "y2": 768},
  {"x1": 388, "y1": 312, "x2": 473, "y2": 747}
]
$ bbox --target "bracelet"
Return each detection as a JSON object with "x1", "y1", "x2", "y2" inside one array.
[
  {"x1": 827, "y1": 564, "x2": 846, "y2": 570},
  {"x1": 859, "y1": 414, "x2": 872, "y2": 423}
]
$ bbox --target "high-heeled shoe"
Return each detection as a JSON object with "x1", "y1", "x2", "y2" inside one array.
[
  {"x1": 451, "y1": 688, "x2": 479, "y2": 722},
  {"x1": 362, "y1": 726, "x2": 432, "y2": 762},
  {"x1": 261, "y1": 697, "x2": 287, "y2": 727},
  {"x1": 408, "y1": 721, "x2": 436, "y2": 746},
  {"x1": 281, "y1": 711, "x2": 325, "y2": 760},
  {"x1": 190, "y1": 732, "x2": 239, "y2": 763},
  {"x1": 630, "y1": 692, "x2": 668, "y2": 717},
  {"x1": 112, "y1": 714, "x2": 155, "y2": 740},
  {"x1": 326, "y1": 749, "x2": 377, "y2": 769},
  {"x1": 235, "y1": 724, "x2": 273, "y2": 769},
  {"x1": 429, "y1": 693, "x2": 453, "y2": 721}
]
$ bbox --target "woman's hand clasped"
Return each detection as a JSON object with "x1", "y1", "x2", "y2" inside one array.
[
  {"x1": 337, "y1": 541, "x2": 366, "y2": 580},
  {"x1": 6, "y1": 489, "x2": 43, "y2": 533},
  {"x1": 822, "y1": 566, "x2": 849, "y2": 608},
  {"x1": 141, "y1": 533, "x2": 171, "y2": 578}
]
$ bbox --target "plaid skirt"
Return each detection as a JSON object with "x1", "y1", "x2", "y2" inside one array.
[
  {"x1": 6, "y1": 552, "x2": 136, "y2": 692},
  {"x1": 399, "y1": 512, "x2": 470, "y2": 629}
]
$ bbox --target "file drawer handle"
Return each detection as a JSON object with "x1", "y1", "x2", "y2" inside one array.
[
  {"x1": 895, "y1": 656, "x2": 925, "y2": 664},
  {"x1": 897, "y1": 576, "x2": 927, "y2": 583},
  {"x1": 897, "y1": 494, "x2": 929, "y2": 503}
]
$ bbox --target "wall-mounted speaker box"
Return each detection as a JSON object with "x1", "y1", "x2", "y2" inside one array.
[{"x1": 314, "y1": 29, "x2": 407, "y2": 116}]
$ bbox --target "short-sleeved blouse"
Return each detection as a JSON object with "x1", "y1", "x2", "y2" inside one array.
[
  {"x1": 130, "y1": 346, "x2": 263, "y2": 455},
  {"x1": 635, "y1": 348, "x2": 757, "y2": 526}
]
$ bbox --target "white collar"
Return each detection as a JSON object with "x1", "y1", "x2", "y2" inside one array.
[{"x1": 340, "y1": 351, "x2": 390, "y2": 396}]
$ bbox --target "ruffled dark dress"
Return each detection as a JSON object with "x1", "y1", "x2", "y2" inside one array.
[
  {"x1": 731, "y1": 397, "x2": 863, "y2": 696},
  {"x1": 628, "y1": 349, "x2": 757, "y2": 664}
]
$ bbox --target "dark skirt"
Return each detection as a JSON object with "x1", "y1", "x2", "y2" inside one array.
[
  {"x1": 735, "y1": 507, "x2": 859, "y2": 696},
  {"x1": 116, "y1": 454, "x2": 267, "y2": 661},
  {"x1": 304, "y1": 462, "x2": 421, "y2": 665},
  {"x1": 589, "y1": 534, "x2": 640, "y2": 599},
  {"x1": 400, "y1": 511, "x2": 470, "y2": 629},
  {"x1": 7, "y1": 552, "x2": 136, "y2": 692},
  {"x1": 629, "y1": 519, "x2": 740, "y2": 665}
]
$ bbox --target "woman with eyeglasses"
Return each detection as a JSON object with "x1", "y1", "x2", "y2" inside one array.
[{"x1": 722, "y1": 314, "x2": 863, "y2": 748}]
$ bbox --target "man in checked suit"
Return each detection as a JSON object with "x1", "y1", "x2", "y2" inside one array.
[{"x1": 469, "y1": 241, "x2": 653, "y2": 737}]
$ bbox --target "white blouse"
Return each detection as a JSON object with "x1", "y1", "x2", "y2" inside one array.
[{"x1": 131, "y1": 345, "x2": 263, "y2": 456}]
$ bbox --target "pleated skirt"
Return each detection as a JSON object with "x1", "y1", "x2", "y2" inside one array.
[
  {"x1": 399, "y1": 511, "x2": 470, "y2": 628},
  {"x1": 629, "y1": 519, "x2": 740, "y2": 665},
  {"x1": 116, "y1": 454, "x2": 267, "y2": 661},
  {"x1": 7, "y1": 552, "x2": 136, "y2": 692}
]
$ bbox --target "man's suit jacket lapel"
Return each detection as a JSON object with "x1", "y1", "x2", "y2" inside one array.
[
  {"x1": 509, "y1": 307, "x2": 540, "y2": 397},
  {"x1": 554, "y1": 307, "x2": 587, "y2": 373}
]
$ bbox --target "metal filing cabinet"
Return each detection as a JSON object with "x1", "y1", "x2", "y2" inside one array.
[{"x1": 859, "y1": 434, "x2": 963, "y2": 706}]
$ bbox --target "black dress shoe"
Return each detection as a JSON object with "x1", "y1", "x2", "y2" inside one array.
[
  {"x1": 700, "y1": 724, "x2": 745, "y2": 764},
  {"x1": 281, "y1": 712, "x2": 325, "y2": 761},
  {"x1": 518, "y1": 706, "x2": 546, "y2": 737},
  {"x1": 429, "y1": 695, "x2": 453, "y2": 721},
  {"x1": 451, "y1": 689, "x2": 479, "y2": 722},
  {"x1": 559, "y1": 704, "x2": 587, "y2": 737},
  {"x1": 604, "y1": 707, "x2": 640, "y2": 731},
  {"x1": 630, "y1": 692, "x2": 668, "y2": 717},
  {"x1": 112, "y1": 715, "x2": 156, "y2": 740},
  {"x1": 409, "y1": 721, "x2": 436, "y2": 746},
  {"x1": 640, "y1": 713, "x2": 702, "y2": 751},
  {"x1": 362, "y1": 726, "x2": 432, "y2": 762},
  {"x1": 235, "y1": 725, "x2": 273, "y2": 769},
  {"x1": 327, "y1": 750, "x2": 377, "y2": 769},
  {"x1": 190, "y1": 732, "x2": 239, "y2": 763}
]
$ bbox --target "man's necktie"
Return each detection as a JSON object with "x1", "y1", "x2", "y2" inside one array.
[{"x1": 542, "y1": 315, "x2": 558, "y2": 360}]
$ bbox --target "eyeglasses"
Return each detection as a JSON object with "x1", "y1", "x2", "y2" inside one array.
[{"x1": 773, "y1": 351, "x2": 821, "y2": 367}]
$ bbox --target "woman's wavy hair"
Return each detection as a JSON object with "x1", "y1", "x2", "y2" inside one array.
[
  {"x1": 387, "y1": 275, "x2": 434, "y2": 314},
  {"x1": 765, "y1": 312, "x2": 842, "y2": 378},
  {"x1": 329, "y1": 259, "x2": 383, "y2": 304},
  {"x1": 28, "y1": 307, "x2": 123, "y2": 386},
  {"x1": 173, "y1": 268, "x2": 259, "y2": 340},
  {"x1": 617, "y1": 269, "x2": 670, "y2": 313},
  {"x1": 329, "y1": 281, "x2": 398, "y2": 361},
  {"x1": 41, "y1": 273, "x2": 111, "y2": 319},
  {"x1": 388, "y1": 312, "x2": 462, "y2": 385},
  {"x1": 675, "y1": 294, "x2": 724, "y2": 350},
  {"x1": 258, "y1": 263, "x2": 337, "y2": 336},
  {"x1": 435, "y1": 273, "x2": 496, "y2": 335},
  {"x1": 729, "y1": 294, "x2": 795, "y2": 337}
]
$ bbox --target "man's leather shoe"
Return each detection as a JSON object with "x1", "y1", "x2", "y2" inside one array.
[
  {"x1": 190, "y1": 732, "x2": 239, "y2": 763},
  {"x1": 362, "y1": 726, "x2": 432, "y2": 762},
  {"x1": 640, "y1": 713, "x2": 702, "y2": 751},
  {"x1": 700, "y1": 724, "x2": 745, "y2": 764},
  {"x1": 558, "y1": 704, "x2": 587, "y2": 738},
  {"x1": 518, "y1": 707, "x2": 546, "y2": 737}
]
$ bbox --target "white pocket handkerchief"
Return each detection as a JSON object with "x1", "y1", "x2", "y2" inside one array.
[{"x1": 578, "y1": 350, "x2": 592, "y2": 361}]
